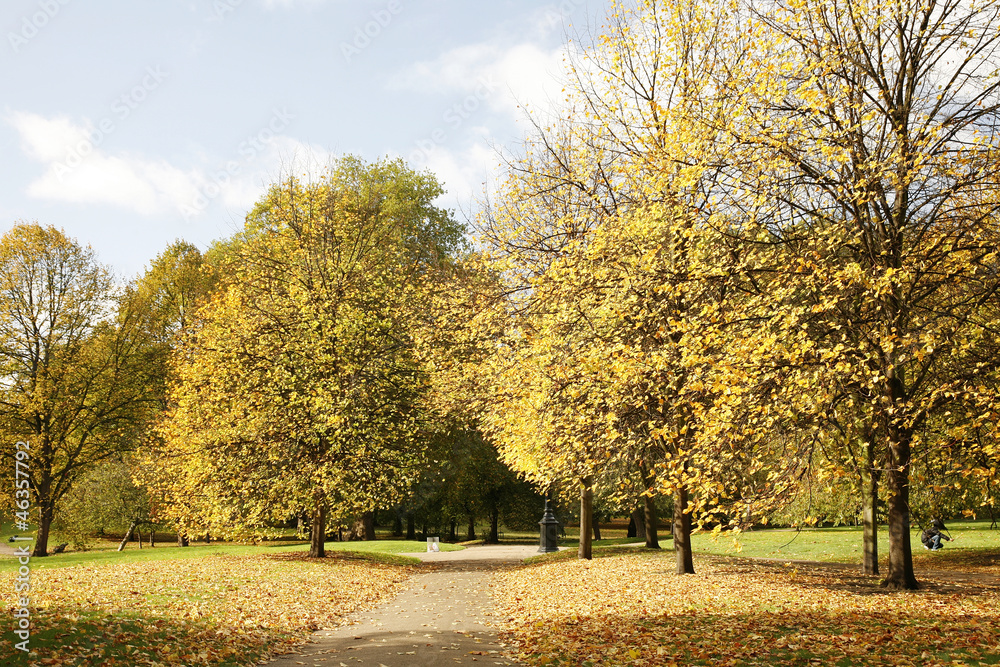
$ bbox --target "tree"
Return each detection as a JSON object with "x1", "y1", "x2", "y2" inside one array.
[
  {"x1": 477, "y1": 0, "x2": 755, "y2": 569},
  {"x1": 131, "y1": 240, "x2": 217, "y2": 546},
  {"x1": 55, "y1": 455, "x2": 155, "y2": 551},
  {"x1": 400, "y1": 429, "x2": 543, "y2": 543},
  {"x1": 708, "y1": 0, "x2": 1000, "y2": 589},
  {"x1": 0, "y1": 222, "x2": 160, "y2": 556},
  {"x1": 153, "y1": 157, "x2": 465, "y2": 557}
]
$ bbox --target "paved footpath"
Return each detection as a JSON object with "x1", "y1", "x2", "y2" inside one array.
[{"x1": 263, "y1": 545, "x2": 547, "y2": 667}]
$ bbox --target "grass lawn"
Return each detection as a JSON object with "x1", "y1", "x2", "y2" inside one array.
[
  {"x1": 523, "y1": 519, "x2": 999, "y2": 571},
  {"x1": 0, "y1": 536, "x2": 463, "y2": 573},
  {"x1": 495, "y1": 547, "x2": 1000, "y2": 666},
  {"x1": 6, "y1": 520, "x2": 996, "y2": 666},
  {"x1": 0, "y1": 532, "x2": 461, "y2": 664},
  {"x1": 689, "y1": 520, "x2": 1000, "y2": 573},
  {"x1": 1, "y1": 549, "x2": 415, "y2": 666}
]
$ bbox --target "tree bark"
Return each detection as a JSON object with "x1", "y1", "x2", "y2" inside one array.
[
  {"x1": 643, "y1": 493, "x2": 660, "y2": 548},
  {"x1": 393, "y1": 511, "x2": 404, "y2": 537},
  {"x1": 643, "y1": 494, "x2": 660, "y2": 548},
  {"x1": 406, "y1": 513, "x2": 416, "y2": 540},
  {"x1": 118, "y1": 520, "x2": 138, "y2": 552},
  {"x1": 674, "y1": 485, "x2": 694, "y2": 574},
  {"x1": 449, "y1": 518, "x2": 457, "y2": 541},
  {"x1": 136, "y1": 527, "x2": 142, "y2": 549},
  {"x1": 592, "y1": 511, "x2": 602, "y2": 541},
  {"x1": 579, "y1": 476, "x2": 594, "y2": 559},
  {"x1": 359, "y1": 511, "x2": 375, "y2": 541},
  {"x1": 638, "y1": 462, "x2": 660, "y2": 549},
  {"x1": 309, "y1": 496, "x2": 327, "y2": 558},
  {"x1": 32, "y1": 500, "x2": 55, "y2": 558},
  {"x1": 488, "y1": 510, "x2": 500, "y2": 544},
  {"x1": 862, "y1": 440, "x2": 881, "y2": 575},
  {"x1": 466, "y1": 514, "x2": 476, "y2": 541},
  {"x1": 630, "y1": 507, "x2": 647, "y2": 540},
  {"x1": 883, "y1": 433, "x2": 918, "y2": 589}
]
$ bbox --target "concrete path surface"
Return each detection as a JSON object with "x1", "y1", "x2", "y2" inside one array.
[{"x1": 263, "y1": 544, "x2": 549, "y2": 667}]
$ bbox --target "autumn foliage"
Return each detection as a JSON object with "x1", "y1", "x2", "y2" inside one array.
[
  {"x1": 474, "y1": 0, "x2": 1000, "y2": 589},
  {"x1": 0, "y1": 554, "x2": 411, "y2": 666},
  {"x1": 144, "y1": 157, "x2": 464, "y2": 556},
  {"x1": 492, "y1": 551, "x2": 1000, "y2": 666}
]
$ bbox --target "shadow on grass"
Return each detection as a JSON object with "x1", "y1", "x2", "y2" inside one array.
[
  {"x1": 524, "y1": 543, "x2": 658, "y2": 565},
  {"x1": 509, "y1": 607, "x2": 1000, "y2": 666},
  {"x1": 265, "y1": 549, "x2": 420, "y2": 567},
  {"x1": 702, "y1": 555, "x2": 1000, "y2": 598},
  {"x1": 0, "y1": 604, "x2": 297, "y2": 666}
]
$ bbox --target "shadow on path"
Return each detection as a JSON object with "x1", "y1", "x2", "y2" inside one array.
[{"x1": 262, "y1": 545, "x2": 547, "y2": 667}]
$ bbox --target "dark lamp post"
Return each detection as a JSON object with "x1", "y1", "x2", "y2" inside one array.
[{"x1": 538, "y1": 500, "x2": 560, "y2": 553}]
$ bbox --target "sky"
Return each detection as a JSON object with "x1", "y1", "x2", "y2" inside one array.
[{"x1": 1, "y1": 0, "x2": 597, "y2": 279}]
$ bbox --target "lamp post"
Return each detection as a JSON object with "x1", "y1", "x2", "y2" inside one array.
[{"x1": 538, "y1": 500, "x2": 561, "y2": 552}]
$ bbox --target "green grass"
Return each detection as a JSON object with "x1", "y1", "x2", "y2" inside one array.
[
  {"x1": 525, "y1": 543, "x2": 650, "y2": 565},
  {"x1": 690, "y1": 519, "x2": 1000, "y2": 563},
  {"x1": 520, "y1": 520, "x2": 1000, "y2": 569},
  {"x1": 0, "y1": 537, "x2": 461, "y2": 572},
  {"x1": 0, "y1": 547, "x2": 416, "y2": 666}
]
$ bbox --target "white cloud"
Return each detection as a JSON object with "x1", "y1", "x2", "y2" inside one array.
[
  {"x1": 8, "y1": 112, "x2": 92, "y2": 163},
  {"x1": 386, "y1": 4, "x2": 590, "y2": 218},
  {"x1": 388, "y1": 32, "x2": 571, "y2": 120},
  {"x1": 397, "y1": 136, "x2": 501, "y2": 219},
  {"x1": 9, "y1": 112, "x2": 202, "y2": 216},
  {"x1": 258, "y1": 0, "x2": 329, "y2": 8},
  {"x1": 7, "y1": 111, "x2": 333, "y2": 220}
]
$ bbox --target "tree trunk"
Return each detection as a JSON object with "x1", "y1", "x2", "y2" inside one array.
[
  {"x1": 32, "y1": 501, "x2": 55, "y2": 557},
  {"x1": 644, "y1": 493, "x2": 659, "y2": 548},
  {"x1": 393, "y1": 511, "x2": 404, "y2": 537},
  {"x1": 862, "y1": 441, "x2": 881, "y2": 575},
  {"x1": 177, "y1": 531, "x2": 189, "y2": 547},
  {"x1": 466, "y1": 514, "x2": 476, "y2": 541},
  {"x1": 203, "y1": 531, "x2": 211, "y2": 544},
  {"x1": 149, "y1": 528, "x2": 155, "y2": 548},
  {"x1": 488, "y1": 510, "x2": 500, "y2": 544},
  {"x1": 118, "y1": 520, "x2": 138, "y2": 552},
  {"x1": 309, "y1": 496, "x2": 327, "y2": 558},
  {"x1": 449, "y1": 518, "x2": 457, "y2": 542},
  {"x1": 136, "y1": 527, "x2": 142, "y2": 549},
  {"x1": 882, "y1": 434, "x2": 918, "y2": 589},
  {"x1": 579, "y1": 476, "x2": 594, "y2": 559},
  {"x1": 631, "y1": 507, "x2": 646, "y2": 540},
  {"x1": 406, "y1": 514, "x2": 416, "y2": 540},
  {"x1": 674, "y1": 485, "x2": 694, "y2": 574},
  {"x1": 360, "y1": 511, "x2": 376, "y2": 541},
  {"x1": 592, "y1": 511, "x2": 602, "y2": 541},
  {"x1": 638, "y1": 462, "x2": 660, "y2": 549}
]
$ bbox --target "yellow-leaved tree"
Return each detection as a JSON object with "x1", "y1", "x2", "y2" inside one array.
[
  {"x1": 149, "y1": 157, "x2": 465, "y2": 556},
  {"x1": 704, "y1": 0, "x2": 1000, "y2": 588},
  {"x1": 0, "y1": 223, "x2": 162, "y2": 557}
]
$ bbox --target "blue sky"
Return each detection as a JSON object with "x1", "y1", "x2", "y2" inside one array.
[{"x1": 2, "y1": 0, "x2": 595, "y2": 278}]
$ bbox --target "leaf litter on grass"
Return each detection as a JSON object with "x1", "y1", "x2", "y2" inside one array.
[
  {"x1": 1, "y1": 553, "x2": 413, "y2": 666},
  {"x1": 491, "y1": 552, "x2": 1000, "y2": 666}
]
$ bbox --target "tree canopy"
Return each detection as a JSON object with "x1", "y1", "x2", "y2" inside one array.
[{"x1": 148, "y1": 157, "x2": 465, "y2": 556}]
